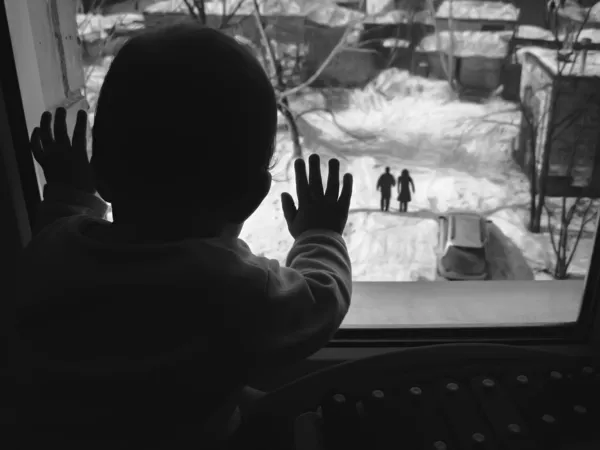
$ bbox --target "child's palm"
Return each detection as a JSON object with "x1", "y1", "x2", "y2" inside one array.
[
  {"x1": 30, "y1": 108, "x2": 95, "y2": 193},
  {"x1": 281, "y1": 154, "x2": 353, "y2": 239}
]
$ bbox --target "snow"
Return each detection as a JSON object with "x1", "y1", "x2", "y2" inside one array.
[
  {"x1": 514, "y1": 25, "x2": 555, "y2": 41},
  {"x1": 520, "y1": 46, "x2": 600, "y2": 77},
  {"x1": 145, "y1": 0, "x2": 343, "y2": 17},
  {"x1": 77, "y1": 13, "x2": 144, "y2": 40},
  {"x1": 419, "y1": 31, "x2": 509, "y2": 59},
  {"x1": 241, "y1": 69, "x2": 552, "y2": 282},
  {"x1": 85, "y1": 50, "x2": 593, "y2": 282},
  {"x1": 365, "y1": 9, "x2": 433, "y2": 25},
  {"x1": 436, "y1": 0, "x2": 519, "y2": 22}
]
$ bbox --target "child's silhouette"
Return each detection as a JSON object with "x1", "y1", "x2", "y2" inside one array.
[{"x1": 17, "y1": 23, "x2": 353, "y2": 449}]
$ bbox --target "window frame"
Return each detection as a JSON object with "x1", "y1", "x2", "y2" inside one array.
[
  {"x1": 3, "y1": 0, "x2": 599, "y2": 351},
  {"x1": 334, "y1": 224, "x2": 600, "y2": 345}
]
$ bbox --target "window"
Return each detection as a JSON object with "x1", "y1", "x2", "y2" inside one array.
[{"x1": 7, "y1": 0, "x2": 600, "y2": 341}]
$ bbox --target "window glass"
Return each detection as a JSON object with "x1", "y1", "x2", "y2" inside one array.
[{"x1": 74, "y1": 0, "x2": 599, "y2": 327}]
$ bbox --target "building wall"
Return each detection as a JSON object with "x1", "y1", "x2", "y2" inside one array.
[
  {"x1": 519, "y1": 51, "x2": 600, "y2": 198},
  {"x1": 547, "y1": 78, "x2": 600, "y2": 196},
  {"x1": 435, "y1": 18, "x2": 515, "y2": 32},
  {"x1": 424, "y1": 51, "x2": 451, "y2": 80},
  {"x1": 142, "y1": 12, "x2": 379, "y2": 87},
  {"x1": 143, "y1": 12, "x2": 306, "y2": 45},
  {"x1": 422, "y1": 51, "x2": 503, "y2": 90},
  {"x1": 458, "y1": 56, "x2": 503, "y2": 89},
  {"x1": 517, "y1": 52, "x2": 554, "y2": 187},
  {"x1": 304, "y1": 23, "x2": 378, "y2": 86}
]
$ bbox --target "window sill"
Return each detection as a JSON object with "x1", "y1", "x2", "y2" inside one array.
[{"x1": 342, "y1": 280, "x2": 585, "y2": 328}]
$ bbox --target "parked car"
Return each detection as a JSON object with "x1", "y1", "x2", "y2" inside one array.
[{"x1": 436, "y1": 212, "x2": 492, "y2": 281}]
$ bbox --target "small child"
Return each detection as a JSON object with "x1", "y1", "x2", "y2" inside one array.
[{"x1": 16, "y1": 22, "x2": 353, "y2": 449}]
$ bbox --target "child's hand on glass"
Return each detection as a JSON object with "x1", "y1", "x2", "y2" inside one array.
[
  {"x1": 30, "y1": 107, "x2": 95, "y2": 194},
  {"x1": 281, "y1": 154, "x2": 353, "y2": 239}
]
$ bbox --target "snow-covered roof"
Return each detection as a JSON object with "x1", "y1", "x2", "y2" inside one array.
[
  {"x1": 436, "y1": 0, "x2": 519, "y2": 22},
  {"x1": 145, "y1": 0, "x2": 336, "y2": 16},
  {"x1": 365, "y1": 9, "x2": 433, "y2": 25},
  {"x1": 77, "y1": 13, "x2": 144, "y2": 40},
  {"x1": 576, "y1": 27, "x2": 600, "y2": 43},
  {"x1": 365, "y1": 0, "x2": 394, "y2": 16},
  {"x1": 506, "y1": 26, "x2": 600, "y2": 43},
  {"x1": 521, "y1": 46, "x2": 600, "y2": 77},
  {"x1": 591, "y1": 2, "x2": 600, "y2": 23},
  {"x1": 306, "y1": 3, "x2": 365, "y2": 26},
  {"x1": 419, "y1": 30, "x2": 509, "y2": 58},
  {"x1": 556, "y1": 0, "x2": 592, "y2": 23},
  {"x1": 514, "y1": 25, "x2": 555, "y2": 41}
]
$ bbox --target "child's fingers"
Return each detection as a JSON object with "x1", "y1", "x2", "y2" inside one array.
[
  {"x1": 281, "y1": 192, "x2": 297, "y2": 225},
  {"x1": 308, "y1": 153, "x2": 323, "y2": 198},
  {"x1": 338, "y1": 173, "x2": 353, "y2": 212},
  {"x1": 30, "y1": 128, "x2": 44, "y2": 166},
  {"x1": 53, "y1": 107, "x2": 70, "y2": 146},
  {"x1": 294, "y1": 158, "x2": 309, "y2": 207},
  {"x1": 39, "y1": 111, "x2": 54, "y2": 150},
  {"x1": 325, "y1": 158, "x2": 340, "y2": 201},
  {"x1": 72, "y1": 110, "x2": 88, "y2": 152}
]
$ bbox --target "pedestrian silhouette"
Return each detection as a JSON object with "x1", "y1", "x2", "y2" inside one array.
[
  {"x1": 397, "y1": 169, "x2": 415, "y2": 213},
  {"x1": 376, "y1": 167, "x2": 395, "y2": 212}
]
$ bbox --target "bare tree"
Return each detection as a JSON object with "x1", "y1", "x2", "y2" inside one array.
[
  {"x1": 181, "y1": 0, "x2": 249, "y2": 28},
  {"x1": 544, "y1": 197, "x2": 599, "y2": 279},
  {"x1": 458, "y1": 1, "x2": 598, "y2": 278},
  {"x1": 424, "y1": 0, "x2": 457, "y2": 90},
  {"x1": 177, "y1": 0, "x2": 382, "y2": 159},
  {"x1": 462, "y1": 2, "x2": 594, "y2": 220},
  {"x1": 79, "y1": 0, "x2": 383, "y2": 163}
]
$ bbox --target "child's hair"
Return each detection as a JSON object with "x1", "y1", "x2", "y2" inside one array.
[{"x1": 91, "y1": 22, "x2": 278, "y2": 213}]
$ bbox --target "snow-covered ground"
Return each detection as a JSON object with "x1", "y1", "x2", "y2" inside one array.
[{"x1": 84, "y1": 60, "x2": 596, "y2": 282}]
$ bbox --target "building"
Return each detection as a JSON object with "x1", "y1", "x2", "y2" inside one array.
[
  {"x1": 361, "y1": 10, "x2": 434, "y2": 71},
  {"x1": 553, "y1": 0, "x2": 600, "y2": 33},
  {"x1": 417, "y1": 30, "x2": 509, "y2": 90},
  {"x1": 515, "y1": 47, "x2": 600, "y2": 198},
  {"x1": 502, "y1": 25, "x2": 600, "y2": 102},
  {"x1": 435, "y1": 0, "x2": 520, "y2": 32},
  {"x1": 303, "y1": 5, "x2": 378, "y2": 86}
]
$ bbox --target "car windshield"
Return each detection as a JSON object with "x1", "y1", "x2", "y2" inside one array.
[{"x1": 442, "y1": 246, "x2": 486, "y2": 275}]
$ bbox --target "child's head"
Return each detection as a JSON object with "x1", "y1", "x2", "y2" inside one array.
[{"x1": 91, "y1": 22, "x2": 277, "y2": 227}]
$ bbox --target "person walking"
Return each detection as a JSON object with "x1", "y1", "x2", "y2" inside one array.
[
  {"x1": 376, "y1": 167, "x2": 395, "y2": 212},
  {"x1": 397, "y1": 169, "x2": 415, "y2": 213}
]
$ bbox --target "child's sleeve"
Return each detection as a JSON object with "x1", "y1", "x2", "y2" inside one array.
[
  {"x1": 33, "y1": 183, "x2": 109, "y2": 235},
  {"x1": 240, "y1": 229, "x2": 352, "y2": 368}
]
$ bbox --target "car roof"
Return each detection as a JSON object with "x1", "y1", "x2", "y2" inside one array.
[{"x1": 447, "y1": 212, "x2": 484, "y2": 248}]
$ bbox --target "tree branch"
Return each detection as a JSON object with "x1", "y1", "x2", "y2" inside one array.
[
  {"x1": 544, "y1": 203, "x2": 559, "y2": 255},
  {"x1": 278, "y1": 0, "x2": 369, "y2": 99},
  {"x1": 565, "y1": 199, "x2": 597, "y2": 268},
  {"x1": 252, "y1": 0, "x2": 280, "y2": 84},
  {"x1": 294, "y1": 106, "x2": 379, "y2": 141},
  {"x1": 182, "y1": 0, "x2": 199, "y2": 20},
  {"x1": 220, "y1": 0, "x2": 247, "y2": 29}
]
